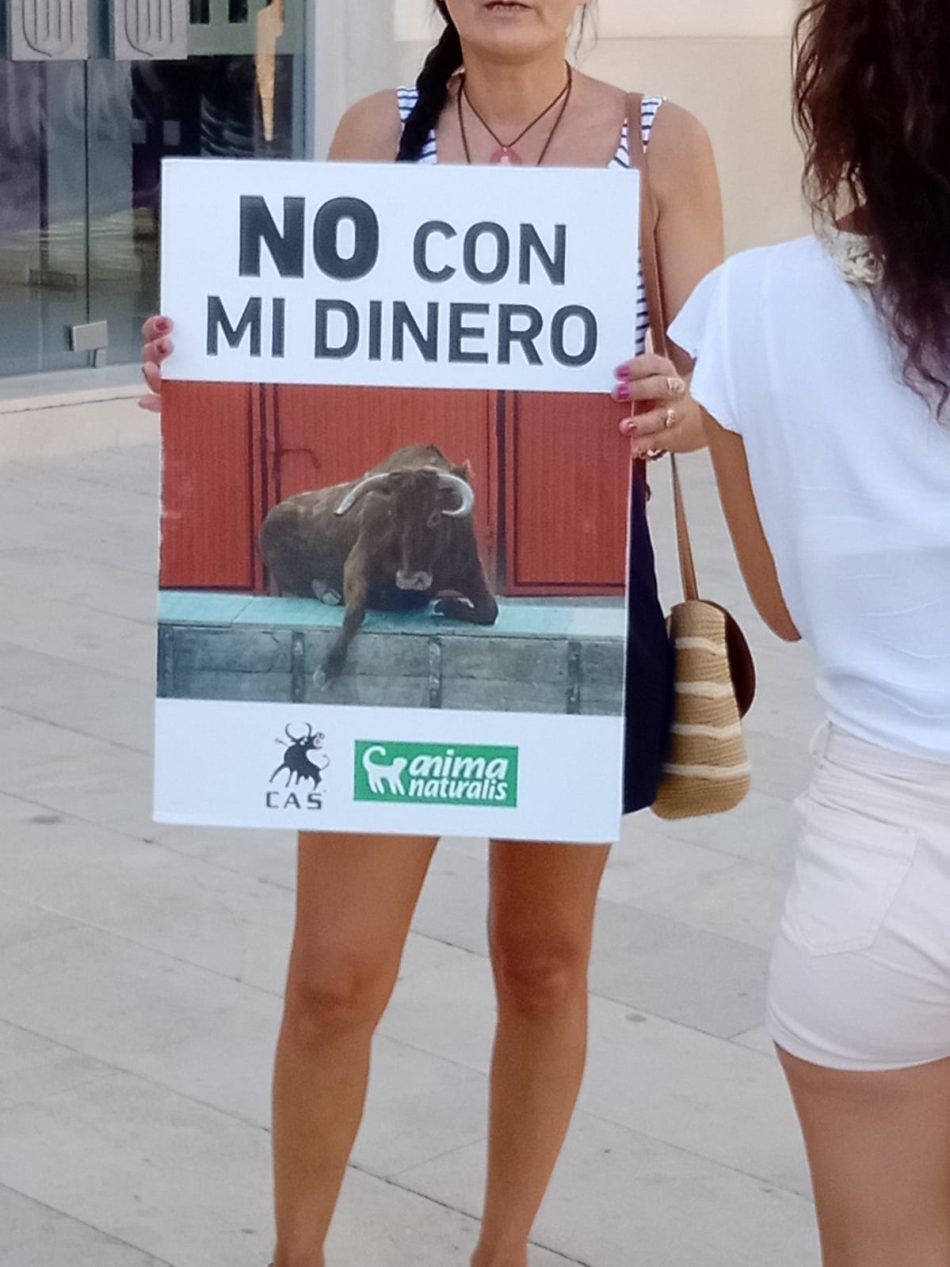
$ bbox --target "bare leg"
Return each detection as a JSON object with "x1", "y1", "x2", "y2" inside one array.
[
  {"x1": 472, "y1": 840, "x2": 611, "y2": 1267},
  {"x1": 779, "y1": 1047, "x2": 950, "y2": 1267},
  {"x1": 271, "y1": 831, "x2": 438, "y2": 1267}
]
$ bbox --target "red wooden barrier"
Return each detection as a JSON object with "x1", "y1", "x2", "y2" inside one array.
[
  {"x1": 269, "y1": 385, "x2": 499, "y2": 587},
  {"x1": 504, "y1": 392, "x2": 628, "y2": 596},
  {"x1": 160, "y1": 381, "x2": 262, "y2": 591},
  {"x1": 160, "y1": 383, "x2": 628, "y2": 596}
]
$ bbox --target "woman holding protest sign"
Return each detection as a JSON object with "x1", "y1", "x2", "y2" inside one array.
[
  {"x1": 670, "y1": 0, "x2": 950, "y2": 1262},
  {"x1": 142, "y1": 2, "x2": 723, "y2": 1264}
]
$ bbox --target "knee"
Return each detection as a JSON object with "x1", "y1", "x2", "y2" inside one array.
[
  {"x1": 490, "y1": 933, "x2": 589, "y2": 1018},
  {"x1": 283, "y1": 952, "x2": 391, "y2": 1044}
]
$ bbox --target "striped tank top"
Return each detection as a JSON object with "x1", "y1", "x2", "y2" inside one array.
[{"x1": 396, "y1": 88, "x2": 664, "y2": 356}]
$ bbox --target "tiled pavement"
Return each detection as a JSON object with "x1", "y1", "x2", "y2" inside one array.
[{"x1": 0, "y1": 400, "x2": 824, "y2": 1266}]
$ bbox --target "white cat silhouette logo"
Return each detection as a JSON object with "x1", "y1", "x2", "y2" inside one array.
[{"x1": 361, "y1": 745, "x2": 409, "y2": 796}]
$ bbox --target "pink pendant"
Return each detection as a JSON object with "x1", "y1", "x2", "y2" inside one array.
[{"x1": 490, "y1": 146, "x2": 523, "y2": 166}]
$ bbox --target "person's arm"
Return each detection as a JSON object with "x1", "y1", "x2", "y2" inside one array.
[
  {"x1": 615, "y1": 103, "x2": 725, "y2": 457},
  {"x1": 702, "y1": 410, "x2": 801, "y2": 642},
  {"x1": 652, "y1": 104, "x2": 726, "y2": 340},
  {"x1": 327, "y1": 90, "x2": 403, "y2": 162}
]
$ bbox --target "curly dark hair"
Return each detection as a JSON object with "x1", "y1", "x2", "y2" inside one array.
[{"x1": 793, "y1": 0, "x2": 950, "y2": 415}]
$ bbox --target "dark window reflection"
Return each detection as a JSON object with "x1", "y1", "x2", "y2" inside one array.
[
  {"x1": 132, "y1": 53, "x2": 298, "y2": 210},
  {"x1": 0, "y1": 50, "x2": 303, "y2": 377}
]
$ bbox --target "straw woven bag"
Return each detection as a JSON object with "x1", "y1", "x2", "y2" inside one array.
[
  {"x1": 626, "y1": 94, "x2": 756, "y2": 819},
  {"x1": 653, "y1": 465, "x2": 756, "y2": 819}
]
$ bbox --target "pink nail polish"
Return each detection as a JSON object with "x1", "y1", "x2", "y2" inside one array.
[
  {"x1": 614, "y1": 385, "x2": 631, "y2": 402},
  {"x1": 157, "y1": 318, "x2": 170, "y2": 333},
  {"x1": 615, "y1": 364, "x2": 631, "y2": 380}
]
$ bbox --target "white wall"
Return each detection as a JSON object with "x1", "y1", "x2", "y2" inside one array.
[
  {"x1": 311, "y1": 0, "x2": 397, "y2": 159},
  {"x1": 577, "y1": 36, "x2": 810, "y2": 251}
]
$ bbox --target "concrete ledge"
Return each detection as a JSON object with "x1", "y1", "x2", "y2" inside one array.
[
  {"x1": 157, "y1": 592, "x2": 626, "y2": 714},
  {"x1": 158, "y1": 591, "x2": 627, "y2": 638},
  {"x1": 0, "y1": 384, "x2": 143, "y2": 416},
  {"x1": 0, "y1": 364, "x2": 144, "y2": 412}
]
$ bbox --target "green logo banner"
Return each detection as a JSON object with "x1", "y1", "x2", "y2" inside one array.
[{"x1": 354, "y1": 741, "x2": 519, "y2": 808}]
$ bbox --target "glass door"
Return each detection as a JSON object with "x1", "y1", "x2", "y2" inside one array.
[
  {"x1": 87, "y1": 57, "x2": 157, "y2": 368},
  {"x1": 0, "y1": 0, "x2": 310, "y2": 379},
  {"x1": 0, "y1": 59, "x2": 92, "y2": 376}
]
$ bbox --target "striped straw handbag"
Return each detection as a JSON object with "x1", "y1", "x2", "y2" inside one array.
[
  {"x1": 652, "y1": 460, "x2": 756, "y2": 819},
  {"x1": 627, "y1": 94, "x2": 756, "y2": 819}
]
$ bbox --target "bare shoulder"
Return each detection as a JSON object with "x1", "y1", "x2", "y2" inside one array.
[
  {"x1": 328, "y1": 89, "x2": 403, "y2": 162},
  {"x1": 647, "y1": 101, "x2": 719, "y2": 196}
]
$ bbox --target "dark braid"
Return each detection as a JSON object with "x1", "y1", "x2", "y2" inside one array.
[{"x1": 396, "y1": 2, "x2": 463, "y2": 162}]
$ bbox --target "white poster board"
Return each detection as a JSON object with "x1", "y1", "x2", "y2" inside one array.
[
  {"x1": 155, "y1": 159, "x2": 640, "y2": 844},
  {"x1": 160, "y1": 159, "x2": 640, "y2": 393}
]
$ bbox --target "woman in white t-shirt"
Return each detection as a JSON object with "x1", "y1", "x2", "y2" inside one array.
[{"x1": 670, "y1": 1, "x2": 950, "y2": 1263}]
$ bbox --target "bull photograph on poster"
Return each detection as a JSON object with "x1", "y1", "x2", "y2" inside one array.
[{"x1": 154, "y1": 159, "x2": 640, "y2": 843}]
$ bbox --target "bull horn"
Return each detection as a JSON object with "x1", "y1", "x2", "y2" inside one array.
[
  {"x1": 334, "y1": 473, "x2": 392, "y2": 516},
  {"x1": 439, "y1": 473, "x2": 475, "y2": 519}
]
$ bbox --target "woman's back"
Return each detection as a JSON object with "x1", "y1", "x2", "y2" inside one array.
[
  {"x1": 672, "y1": 232, "x2": 950, "y2": 760},
  {"x1": 671, "y1": 3, "x2": 950, "y2": 1257}
]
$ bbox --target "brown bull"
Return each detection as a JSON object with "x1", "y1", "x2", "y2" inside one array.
[{"x1": 259, "y1": 444, "x2": 499, "y2": 682}]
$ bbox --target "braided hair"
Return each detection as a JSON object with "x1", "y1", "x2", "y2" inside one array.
[{"x1": 396, "y1": 2, "x2": 463, "y2": 162}]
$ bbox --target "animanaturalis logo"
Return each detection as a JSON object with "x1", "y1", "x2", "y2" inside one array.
[{"x1": 354, "y1": 741, "x2": 519, "y2": 808}]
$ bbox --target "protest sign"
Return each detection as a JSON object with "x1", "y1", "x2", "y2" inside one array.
[
  {"x1": 160, "y1": 159, "x2": 638, "y2": 392},
  {"x1": 153, "y1": 158, "x2": 640, "y2": 843}
]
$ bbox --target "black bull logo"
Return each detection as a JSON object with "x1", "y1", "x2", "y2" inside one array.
[
  {"x1": 259, "y1": 444, "x2": 499, "y2": 683},
  {"x1": 271, "y1": 724, "x2": 330, "y2": 790}
]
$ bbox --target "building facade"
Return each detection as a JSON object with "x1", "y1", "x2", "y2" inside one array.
[
  {"x1": 0, "y1": 0, "x2": 312, "y2": 379},
  {"x1": 0, "y1": 0, "x2": 806, "y2": 382}
]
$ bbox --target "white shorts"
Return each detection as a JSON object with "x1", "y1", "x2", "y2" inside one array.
[{"x1": 767, "y1": 724, "x2": 950, "y2": 1072}]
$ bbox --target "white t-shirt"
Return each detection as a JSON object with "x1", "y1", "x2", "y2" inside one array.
[{"x1": 670, "y1": 234, "x2": 950, "y2": 762}]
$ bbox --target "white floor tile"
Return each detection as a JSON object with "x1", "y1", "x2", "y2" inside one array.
[{"x1": 400, "y1": 1109, "x2": 819, "y2": 1267}]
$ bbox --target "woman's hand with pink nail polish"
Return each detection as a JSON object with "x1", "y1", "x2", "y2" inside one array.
[
  {"x1": 614, "y1": 350, "x2": 706, "y2": 455},
  {"x1": 140, "y1": 315, "x2": 175, "y2": 414}
]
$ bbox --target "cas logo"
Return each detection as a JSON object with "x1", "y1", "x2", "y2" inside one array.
[
  {"x1": 267, "y1": 724, "x2": 330, "y2": 811},
  {"x1": 354, "y1": 741, "x2": 518, "y2": 808}
]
